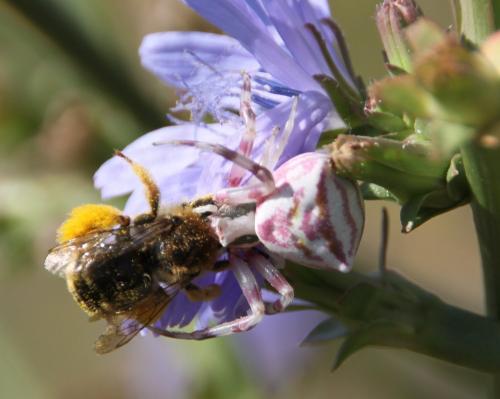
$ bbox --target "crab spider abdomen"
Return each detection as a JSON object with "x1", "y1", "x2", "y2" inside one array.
[{"x1": 255, "y1": 152, "x2": 364, "y2": 272}]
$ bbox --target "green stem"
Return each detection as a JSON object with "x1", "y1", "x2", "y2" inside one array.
[
  {"x1": 287, "y1": 264, "x2": 500, "y2": 372},
  {"x1": 414, "y1": 300, "x2": 500, "y2": 372},
  {"x1": 492, "y1": 0, "x2": 500, "y2": 30},
  {"x1": 454, "y1": 1, "x2": 500, "y2": 394},
  {"x1": 452, "y1": 0, "x2": 494, "y2": 42},
  {"x1": 461, "y1": 146, "x2": 500, "y2": 309},
  {"x1": 4, "y1": 0, "x2": 166, "y2": 131},
  {"x1": 460, "y1": 144, "x2": 500, "y2": 395}
]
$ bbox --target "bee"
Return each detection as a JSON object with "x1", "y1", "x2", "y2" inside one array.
[{"x1": 44, "y1": 152, "x2": 223, "y2": 354}]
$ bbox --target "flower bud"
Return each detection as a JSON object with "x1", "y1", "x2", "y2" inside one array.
[
  {"x1": 376, "y1": 0, "x2": 422, "y2": 73},
  {"x1": 406, "y1": 19, "x2": 500, "y2": 127},
  {"x1": 255, "y1": 152, "x2": 364, "y2": 272},
  {"x1": 331, "y1": 134, "x2": 448, "y2": 200}
]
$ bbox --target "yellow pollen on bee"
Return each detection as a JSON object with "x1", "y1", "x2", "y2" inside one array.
[{"x1": 57, "y1": 204, "x2": 128, "y2": 243}]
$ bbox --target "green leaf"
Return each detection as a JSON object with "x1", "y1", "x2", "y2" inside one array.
[
  {"x1": 301, "y1": 317, "x2": 350, "y2": 346},
  {"x1": 332, "y1": 320, "x2": 414, "y2": 370}
]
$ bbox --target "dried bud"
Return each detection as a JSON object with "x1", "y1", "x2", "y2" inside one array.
[
  {"x1": 255, "y1": 152, "x2": 364, "y2": 272},
  {"x1": 376, "y1": 0, "x2": 422, "y2": 73}
]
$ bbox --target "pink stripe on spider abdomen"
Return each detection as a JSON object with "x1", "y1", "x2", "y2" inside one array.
[{"x1": 255, "y1": 152, "x2": 364, "y2": 271}]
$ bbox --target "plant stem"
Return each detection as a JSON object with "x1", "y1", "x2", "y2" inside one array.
[
  {"x1": 461, "y1": 144, "x2": 500, "y2": 395},
  {"x1": 452, "y1": 1, "x2": 500, "y2": 395},
  {"x1": 287, "y1": 264, "x2": 500, "y2": 372},
  {"x1": 451, "y1": 0, "x2": 494, "y2": 42},
  {"x1": 4, "y1": 0, "x2": 166, "y2": 131}
]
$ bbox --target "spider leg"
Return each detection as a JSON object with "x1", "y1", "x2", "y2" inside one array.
[
  {"x1": 157, "y1": 140, "x2": 275, "y2": 204},
  {"x1": 148, "y1": 255, "x2": 264, "y2": 340},
  {"x1": 259, "y1": 96, "x2": 298, "y2": 171},
  {"x1": 228, "y1": 72, "x2": 257, "y2": 187},
  {"x1": 250, "y1": 252, "x2": 294, "y2": 314}
]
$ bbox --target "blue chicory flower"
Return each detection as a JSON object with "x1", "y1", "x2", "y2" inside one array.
[{"x1": 94, "y1": 0, "x2": 353, "y2": 333}]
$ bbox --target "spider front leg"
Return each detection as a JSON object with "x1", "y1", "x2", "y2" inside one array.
[
  {"x1": 148, "y1": 254, "x2": 265, "y2": 340},
  {"x1": 157, "y1": 140, "x2": 276, "y2": 205},
  {"x1": 250, "y1": 252, "x2": 294, "y2": 314},
  {"x1": 228, "y1": 72, "x2": 257, "y2": 187}
]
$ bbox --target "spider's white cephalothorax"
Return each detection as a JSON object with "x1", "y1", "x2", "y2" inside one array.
[{"x1": 170, "y1": 72, "x2": 365, "y2": 273}]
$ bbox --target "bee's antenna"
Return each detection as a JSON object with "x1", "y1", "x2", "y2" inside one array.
[{"x1": 115, "y1": 150, "x2": 160, "y2": 218}]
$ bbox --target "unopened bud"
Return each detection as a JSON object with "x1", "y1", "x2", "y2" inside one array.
[
  {"x1": 376, "y1": 0, "x2": 422, "y2": 73},
  {"x1": 330, "y1": 134, "x2": 447, "y2": 202},
  {"x1": 410, "y1": 26, "x2": 500, "y2": 127}
]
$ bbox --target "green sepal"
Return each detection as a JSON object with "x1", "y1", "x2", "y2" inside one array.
[
  {"x1": 369, "y1": 76, "x2": 437, "y2": 120},
  {"x1": 413, "y1": 37, "x2": 500, "y2": 126},
  {"x1": 424, "y1": 119, "x2": 476, "y2": 156},
  {"x1": 481, "y1": 31, "x2": 500, "y2": 74},
  {"x1": 360, "y1": 182, "x2": 397, "y2": 201},
  {"x1": 400, "y1": 190, "x2": 452, "y2": 232},
  {"x1": 405, "y1": 18, "x2": 447, "y2": 53},
  {"x1": 446, "y1": 153, "x2": 470, "y2": 201},
  {"x1": 315, "y1": 74, "x2": 365, "y2": 128},
  {"x1": 364, "y1": 110, "x2": 409, "y2": 133},
  {"x1": 301, "y1": 317, "x2": 350, "y2": 346},
  {"x1": 331, "y1": 135, "x2": 448, "y2": 202},
  {"x1": 385, "y1": 62, "x2": 408, "y2": 76},
  {"x1": 375, "y1": 0, "x2": 422, "y2": 73}
]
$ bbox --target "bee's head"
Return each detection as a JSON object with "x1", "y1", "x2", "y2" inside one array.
[{"x1": 57, "y1": 204, "x2": 130, "y2": 243}]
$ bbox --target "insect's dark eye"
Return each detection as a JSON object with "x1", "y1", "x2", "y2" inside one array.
[
  {"x1": 142, "y1": 273, "x2": 152, "y2": 288},
  {"x1": 170, "y1": 216, "x2": 182, "y2": 225}
]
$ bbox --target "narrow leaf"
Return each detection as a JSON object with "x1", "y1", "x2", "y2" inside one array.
[{"x1": 301, "y1": 317, "x2": 350, "y2": 346}]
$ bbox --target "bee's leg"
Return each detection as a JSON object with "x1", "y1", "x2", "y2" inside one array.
[
  {"x1": 148, "y1": 255, "x2": 265, "y2": 340},
  {"x1": 227, "y1": 72, "x2": 257, "y2": 188},
  {"x1": 250, "y1": 252, "x2": 294, "y2": 314},
  {"x1": 184, "y1": 283, "x2": 221, "y2": 302},
  {"x1": 212, "y1": 260, "x2": 231, "y2": 271},
  {"x1": 115, "y1": 151, "x2": 160, "y2": 220}
]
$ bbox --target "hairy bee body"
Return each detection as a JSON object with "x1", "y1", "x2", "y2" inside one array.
[
  {"x1": 69, "y1": 208, "x2": 221, "y2": 315},
  {"x1": 46, "y1": 206, "x2": 221, "y2": 352}
]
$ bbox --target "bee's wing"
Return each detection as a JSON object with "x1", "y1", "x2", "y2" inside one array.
[
  {"x1": 44, "y1": 219, "x2": 177, "y2": 278},
  {"x1": 44, "y1": 233, "x2": 109, "y2": 278},
  {"x1": 94, "y1": 287, "x2": 174, "y2": 354}
]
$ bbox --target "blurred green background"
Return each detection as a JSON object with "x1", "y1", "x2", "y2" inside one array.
[{"x1": 0, "y1": 0, "x2": 489, "y2": 398}]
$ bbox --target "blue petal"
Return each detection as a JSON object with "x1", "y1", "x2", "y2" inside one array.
[
  {"x1": 184, "y1": 0, "x2": 319, "y2": 92},
  {"x1": 155, "y1": 273, "x2": 217, "y2": 329},
  {"x1": 250, "y1": 91, "x2": 333, "y2": 168},
  {"x1": 234, "y1": 311, "x2": 327, "y2": 382},
  {"x1": 140, "y1": 31, "x2": 259, "y2": 89},
  {"x1": 94, "y1": 123, "x2": 234, "y2": 208},
  {"x1": 263, "y1": 1, "x2": 331, "y2": 77}
]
